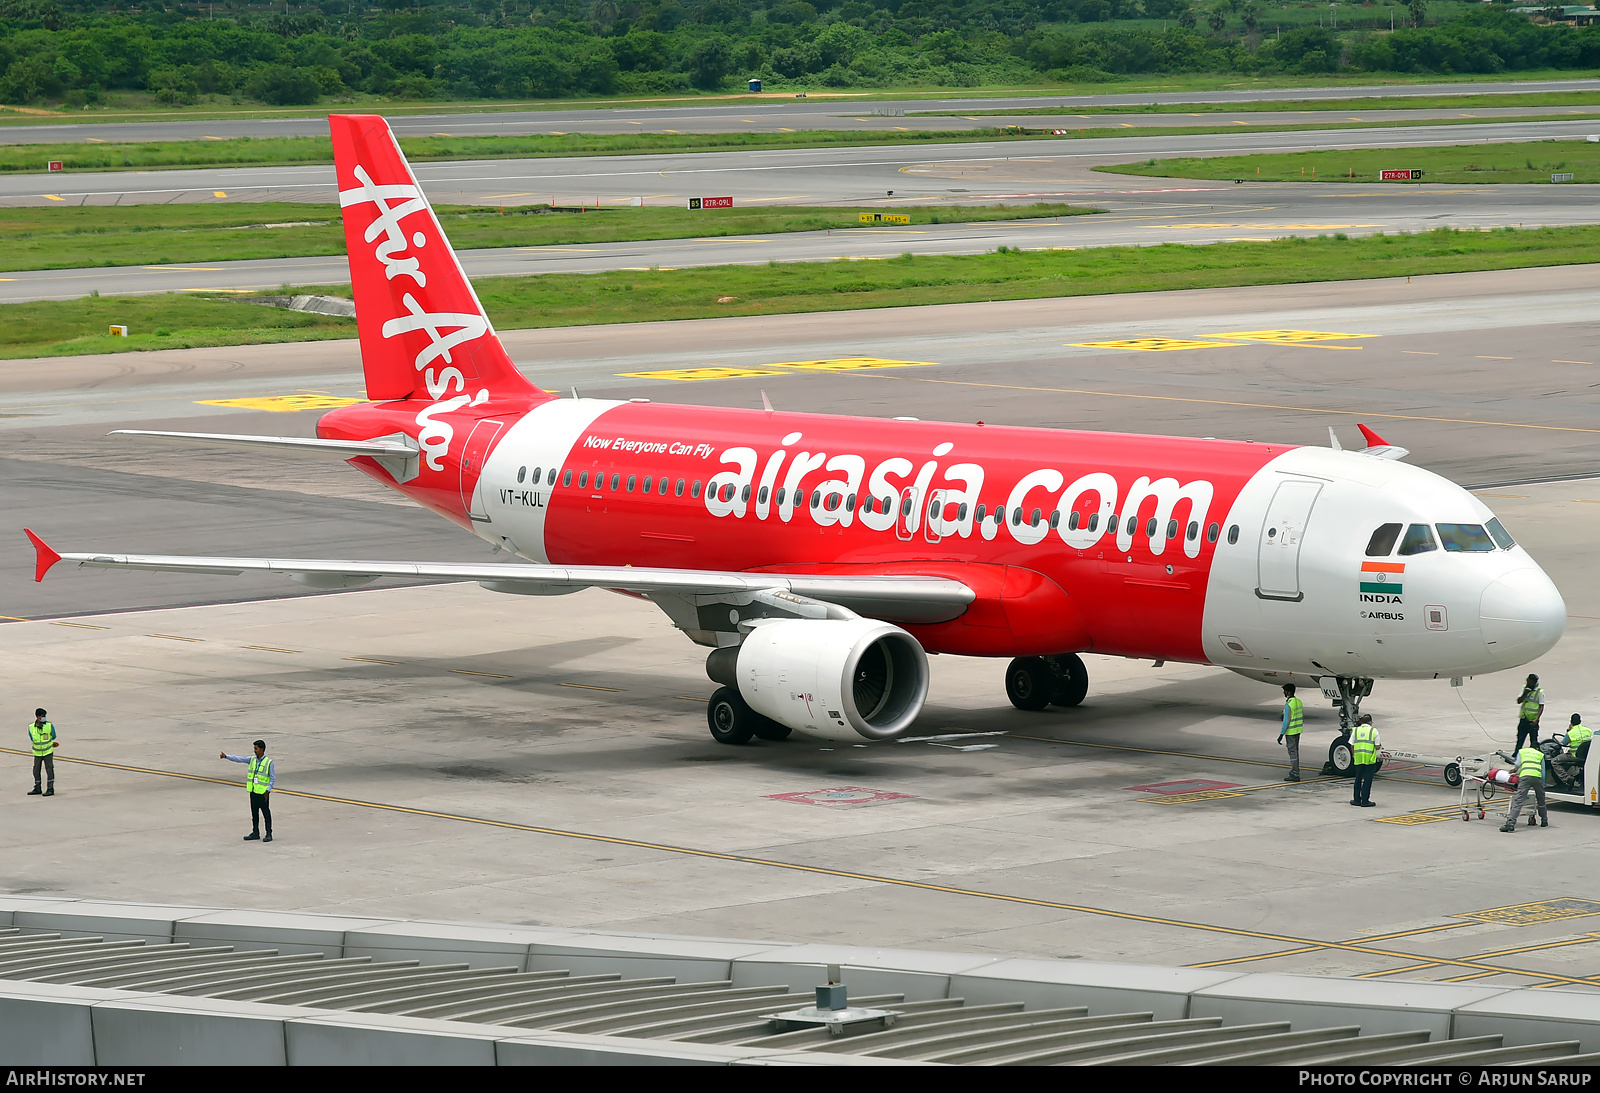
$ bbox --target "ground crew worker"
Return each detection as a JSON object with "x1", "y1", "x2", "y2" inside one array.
[
  {"x1": 1502, "y1": 742, "x2": 1549, "y2": 831},
  {"x1": 1550, "y1": 713, "x2": 1591, "y2": 788},
  {"x1": 1515, "y1": 673, "x2": 1545, "y2": 751},
  {"x1": 26, "y1": 708, "x2": 57, "y2": 797},
  {"x1": 1278, "y1": 683, "x2": 1304, "y2": 782},
  {"x1": 1350, "y1": 713, "x2": 1380, "y2": 808},
  {"x1": 221, "y1": 740, "x2": 274, "y2": 843}
]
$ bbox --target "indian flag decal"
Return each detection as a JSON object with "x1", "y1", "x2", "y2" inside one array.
[{"x1": 1360, "y1": 561, "x2": 1404, "y2": 594}]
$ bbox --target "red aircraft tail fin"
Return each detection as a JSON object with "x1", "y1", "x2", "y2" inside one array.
[{"x1": 329, "y1": 114, "x2": 540, "y2": 404}]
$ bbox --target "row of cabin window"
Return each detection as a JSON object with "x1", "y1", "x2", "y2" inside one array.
[
  {"x1": 519, "y1": 461, "x2": 1237, "y2": 542},
  {"x1": 518, "y1": 464, "x2": 702, "y2": 498}
]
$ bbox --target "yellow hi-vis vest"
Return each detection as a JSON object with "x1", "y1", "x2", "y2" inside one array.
[
  {"x1": 247, "y1": 755, "x2": 273, "y2": 794},
  {"x1": 1351, "y1": 725, "x2": 1378, "y2": 765},
  {"x1": 1568, "y1": 724, "x2": 1592, "y2": 753},
  {"x1": 1520, "y1": 688, "x2": 1544, "y2": 721},
  {"x1": 27, "y1": 721, "x2": 53, "y2": 757},
  {"x1": 1284, "y1": 696, "x2": 1304, "y2": 736},
  {"x1": 1517, "y1": 747, "x2": 1545, "y2": 781}
]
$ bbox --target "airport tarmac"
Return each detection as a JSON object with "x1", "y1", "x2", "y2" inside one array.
[
  {"x1": 1, "y1": 77, "x2": 1596, "y2": 143},
  {"x1": 4, "y1": 266, "x2": 1600, "y2": 984}
]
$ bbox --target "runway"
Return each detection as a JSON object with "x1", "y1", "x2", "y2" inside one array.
[
  {"x1": 7, "y1": 118, "x2": 1600, "y2": 301},
  {"x1": 9, "y1": 117, "x2": 1600, "y2": 211},
  {"x1": 1, "y1": 77, "x2": 1596, "y2": 144},
  {"x1": 3, "y1": 264, "x2": 1599, "y2": 978}
]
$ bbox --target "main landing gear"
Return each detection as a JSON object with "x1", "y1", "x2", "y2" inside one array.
[
  {"x1": 1321, "y1": 675, "x2": 1374, "y2": 778},
  {"x1": 1005, "y1": 653, "x2": 1090, "y2": 712},
  {"x1": 706, "y1": 687, "x2": 791, "y2": 745}
]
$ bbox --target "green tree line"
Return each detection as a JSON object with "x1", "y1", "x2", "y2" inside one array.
[{"x1": 1, "y1": 0, "x2": 1596, "y2": 107}]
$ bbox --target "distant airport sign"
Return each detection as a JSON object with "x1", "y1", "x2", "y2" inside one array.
[
  {"x1": 859, "y1": 212, "x2": 910, "y2": 225},
  {"x1": 1552, "y1": 172, "x2": 1575, "y2": 182},
  {"x1": 1380, "y1": 169, "x2": 1422, "y2": 181},
  {"x1": 47, "y1": 160, "x2": 63, "y2": 172},
  {"x1": 688, "y1": 196, "x2": 733, "y2": 210}
]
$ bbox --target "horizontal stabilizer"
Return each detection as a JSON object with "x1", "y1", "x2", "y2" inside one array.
[{"x1": 110, "y1": 429, "x2": 420, "y2": 482}]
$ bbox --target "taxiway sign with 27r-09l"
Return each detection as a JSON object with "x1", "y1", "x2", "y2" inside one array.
[{"x1": 23, "y1": 113, "x2": 1567, "y2": 755}]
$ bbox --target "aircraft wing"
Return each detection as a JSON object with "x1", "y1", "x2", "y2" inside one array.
[{"x1": 23, "y1": 531, "x2": 973, "y2": 625}]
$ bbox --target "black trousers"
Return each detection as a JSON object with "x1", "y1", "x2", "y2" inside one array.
[
  {"x1": 1352, "y1": 763, "x2": 1376, "y2": 804},
  {"x1": 249, "y1": 791, "x2": 272, "y2": 835},
  {"x1": 31, "y1": 754, "x2": 53, "y2": 789},
  {"x1": 1516, "y1": 718, "x2": 1540, "y2": 751}
]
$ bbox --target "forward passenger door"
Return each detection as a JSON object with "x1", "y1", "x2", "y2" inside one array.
[{"x1": 1257, "y1": 479, "x2": 1323, "y2": 601}]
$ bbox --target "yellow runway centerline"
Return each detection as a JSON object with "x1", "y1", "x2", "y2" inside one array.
[
  {"x1": 4, "y1": 745, "x2": 1594, "y2": 987},
  {"x1": 1071, "y1": 338, "x2": 1243, "y2": 353},
  {"x1": 617, "y1": 367, "x2": 788, "y2": 382},
  {"x1": 1189, "y1": 922, "x2": 1472, "y2": 969},
  {"x1": 1355, "y1": 932, "x2": 1600, "y2": 980}
]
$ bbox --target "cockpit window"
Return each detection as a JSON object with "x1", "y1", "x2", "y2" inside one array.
[
  {"x1": 1398, "y1": 524, "x2": 1437, "y2": 556},
  {"x1": 1365, "y1": 523, "x2": 1403, "y2": 557},
  {"x1": 1437, "y1": 523, "x2": 1495, "y2": 552},
  {"x1": 1486, "y1": 518, "x2": 1516, "y2": 550}
]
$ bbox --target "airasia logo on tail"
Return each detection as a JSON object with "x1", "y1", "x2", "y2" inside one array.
[{"x1": 339, "y1": 161, "x2": 490, "y2": 470}]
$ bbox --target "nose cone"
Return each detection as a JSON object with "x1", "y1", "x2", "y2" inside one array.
[{"x1": 1481, "y1": 566, "x2": 1567, "y2": 664}]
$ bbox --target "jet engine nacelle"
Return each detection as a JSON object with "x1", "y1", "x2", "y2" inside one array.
[{"x1": 732, "y1": 618, "x2": 929, "y2": 742}]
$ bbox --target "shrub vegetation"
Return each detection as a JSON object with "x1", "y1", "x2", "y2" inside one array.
[{"x1": 2, "y1": 0, "x2": 1598, "y2": 108}]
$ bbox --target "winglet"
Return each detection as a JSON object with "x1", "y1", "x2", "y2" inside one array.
[
  {"x1": 1356, "y1": 424, "x2": 1390, "y2": 449},
  {"x1": 24, "y1": 529, "x2": 61, "y2": 583}
]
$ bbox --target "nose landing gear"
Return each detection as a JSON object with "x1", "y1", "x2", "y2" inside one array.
[{"x1": 1320, "y1": 675, "x2": 1373, "y2": 777}]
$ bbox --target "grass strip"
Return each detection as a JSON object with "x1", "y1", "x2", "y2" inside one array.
[
  {"x1": 1098, "y1": 138, "x2": 1600, "y2": 184},
  {"x1": 0, "y1": 202, "x2": 1095, "y2": 272},
  {"x1": 6, "y1": 128, "x2": 1065, "y2": 173},
  {"x1": 12, "y1": 112, "x2": 1592, "y2": 175},
  {"x1": 917, "y1": 90, "x2": 1600, "y2": 116},
  {"x1": 6, "y1": 224, "x2": 1595, "y2": 360}
]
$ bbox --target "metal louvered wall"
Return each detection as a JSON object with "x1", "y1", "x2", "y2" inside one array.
[{"x1": 1, "y1": 922, "x2": 1598, "y2": 1066}]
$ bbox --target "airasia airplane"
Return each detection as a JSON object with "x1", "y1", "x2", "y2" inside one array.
[{"x1": 24, "y1": 115, "x2": 1568, "y2": 771}]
